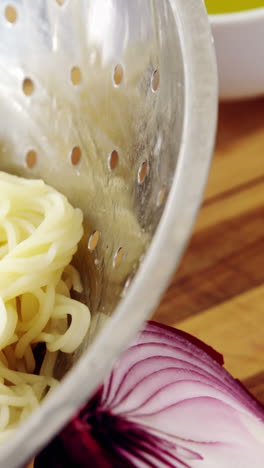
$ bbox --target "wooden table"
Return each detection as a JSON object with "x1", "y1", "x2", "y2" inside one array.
[{"x1": 154, "y1": 98, "x2": 264, "y2": 403}]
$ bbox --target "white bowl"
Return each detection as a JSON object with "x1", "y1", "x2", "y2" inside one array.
[{"x1": 209, "y1": 8, "x2": 264, "y2": 100}]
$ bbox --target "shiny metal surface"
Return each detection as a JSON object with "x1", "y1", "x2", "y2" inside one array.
[{"x1": 0, "y1": 0, "x2": 217, "y2": 466}]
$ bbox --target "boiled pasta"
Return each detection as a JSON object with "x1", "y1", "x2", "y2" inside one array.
[{"x1": 0, "y1": 171, "x2": 91, "y2": 438}]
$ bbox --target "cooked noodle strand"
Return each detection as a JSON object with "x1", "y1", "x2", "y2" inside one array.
[{"x1": 0, "y1": 172, "x2": 91, "y2": 438}]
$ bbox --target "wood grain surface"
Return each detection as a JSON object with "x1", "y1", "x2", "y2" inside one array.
[{"x1": 154, "y1": 98, "x2": 264, "y2": 401}]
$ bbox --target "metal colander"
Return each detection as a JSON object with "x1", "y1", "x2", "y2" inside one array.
[{"x1": 0, "y1": 0, "x2": 217, "y2": 466}]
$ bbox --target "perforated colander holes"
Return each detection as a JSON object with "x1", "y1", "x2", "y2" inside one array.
[
  {"x1": 138, "y1": 160, "x2": 148, "y2": 184},
  {"x1": 157, "y1": 185, "x2": 166, "y2": 207},
  {"x1": 113, "y1": 64, "x2": 124, "y2": 87},
  {"x1": 87, "y1": 231, "x2": 101, "y2": 268},
  {"x1": 25, "y1": 150, "x2": 37, "y2": 169},
  {"x1": 108, "y1": 150, "x2": 119, "y2": 170},
  {"x1": 4, "y1": 4, "x2": 17, "y2": 23},
  {"x1": 88, "y1": 231, "x2": 100, "y2": 252},
  {"x1": 70, "y1": 146, "x2": 81, "y2": 166},
  {"x1": 113, "y1": 247, "x2": 124, "y2": 268},
  {"x1": 151, "y1": 69, "x2": 160, "y2": 93},
  {"x1": 121, "y1": 275, "x2": 132, "y2": 297},
  {"x1": 22, "y1": 78, "x2": 35, "y2": 96},
  {"x1": 70, "y1": 66, "x2": 81, "y2": 86}
]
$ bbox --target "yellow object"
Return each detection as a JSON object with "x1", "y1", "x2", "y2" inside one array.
[{"x1": 205, "y1": 0, "x2": 264, "y2": 14}]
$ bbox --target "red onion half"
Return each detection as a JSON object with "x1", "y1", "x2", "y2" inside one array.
[{"x1": 36, "y1": 321, "x2": 264, "y2": 467}]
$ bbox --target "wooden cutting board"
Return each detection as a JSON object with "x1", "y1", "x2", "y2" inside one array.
[{"x1": 154, "y1": 98, "x2": 264, "y2": 403}]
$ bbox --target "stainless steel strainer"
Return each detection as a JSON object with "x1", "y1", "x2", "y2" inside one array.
[{"x1": 0, "y1": 0, "x2": 217, "y2": 466}]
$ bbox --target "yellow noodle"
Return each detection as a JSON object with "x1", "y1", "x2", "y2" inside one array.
[{"x1": 0, "y1": 171, "x2": 91, "y2": 437}]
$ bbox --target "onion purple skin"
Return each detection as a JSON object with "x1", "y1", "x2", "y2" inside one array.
[{"x1": 36, "y1": 321, "x2": 264, "y2": 468}]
